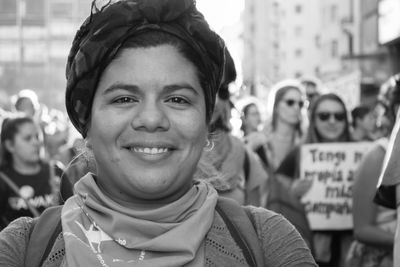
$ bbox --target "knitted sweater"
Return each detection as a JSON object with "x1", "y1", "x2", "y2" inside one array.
[{"x1": 0, "y1": 206, "x2": 316, "y2": 266}]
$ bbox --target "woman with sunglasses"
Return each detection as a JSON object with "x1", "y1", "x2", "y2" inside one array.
[
  {"x1": 245, "y1": 79, "x2": 307, "y2": 172},
  {"x1": 0, "y1": 1, "x2": 317, "y2": 266},
  {"x1": 347, "y1": 74, "x2": 400, "y2": 267},
  {"x1": 275, "y1": 93, "x2": 352, "y2": 266}
]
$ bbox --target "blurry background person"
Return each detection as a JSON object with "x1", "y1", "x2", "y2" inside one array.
[
  {"x1": 12, "y1": 89, "x2": 40, "y2": 119},
  {"x1": 246, "y1": 79, "x2": 308, "y2": 172},
  {"x1": 197, "y1": 50, "x2": 268, "y2": 206},
  {"x1": 13, "y1": 89, "x2": 69, "y2": 161},
  {"x1": 240, "y1": 102, "x2": 262, "y2": 137},
  {"x1": 276, "y1": 93, "x2": 352, "y2": 266},
  {"x1": 0, "y1": 116, "x2": 65, "y2": 229},
  {"x1": 350, "y1": 105, "x2": 379, "y2": 141},
  {"x1": 346, "y1": 75, "x2": 400, "y2": 267},
  {"x1": 300, "y1": 76, "x2": 323, "y2": 108}
]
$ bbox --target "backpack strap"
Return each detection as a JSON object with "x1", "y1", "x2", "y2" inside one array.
[
  {"x1": 25, "y1": 205, "x2": 63, "y2": 267},
  {"x1": 216, "y1": 197, "x2": 265, "y2": 267},
  {"x1": 243, "y1": 150, "x2": 250, "y2": 182}
]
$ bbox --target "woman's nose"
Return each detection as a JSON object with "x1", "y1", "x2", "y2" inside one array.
[{"x1": 130, "y1": 101, "x2": 170, "y2": 132}]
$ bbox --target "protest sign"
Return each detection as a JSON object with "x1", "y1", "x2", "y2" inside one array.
[{"x1": 300, "y1": 142, "x2": 373, "y2": 230}]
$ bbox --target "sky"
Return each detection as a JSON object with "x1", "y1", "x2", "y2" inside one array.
[
  {"x1": 196, "y1": 0, "x2": 244, "y2": 33},
  {"x1": 196, "y1": 0, "x2": 245, "y2": 86}
]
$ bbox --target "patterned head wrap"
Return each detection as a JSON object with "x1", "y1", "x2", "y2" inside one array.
[{"x1": 65, "y1": 0, "x2": 226, "y2": 137}]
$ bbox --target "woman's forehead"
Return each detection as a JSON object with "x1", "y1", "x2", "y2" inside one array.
[
  {"x1": 281, "y1": 88, "x2": 301, "y2": 99},
  {"x1": 316, "y1": 99, "x2": 344, "y2": 111}
]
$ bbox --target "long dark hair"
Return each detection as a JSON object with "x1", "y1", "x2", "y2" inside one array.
[
  {"x1": 0, "y1": 115, "x2": 35, "y2": 168},
  {"x1": 306, "y1": 93, "x2": 351, "y2": 143}
]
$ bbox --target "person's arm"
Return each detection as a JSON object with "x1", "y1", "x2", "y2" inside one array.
[
  {"x1": 275, "y1": 147, "x2": 312, "y2": 199},
  {"x1": 353, "y1": 144, "x2": 394, "y2": 250},
  {"x1": 249, "y1": 207, "x2": 317, "y2": 266},
  {"x1": 0, "y1": 217, "x2": 34, "y2": 266},
  {"x1": 245, "y1": 149, "x2": 269, "y2": 206},
  {"x1": 244, "y1": 131, "x2": 268, "y2": 151}
]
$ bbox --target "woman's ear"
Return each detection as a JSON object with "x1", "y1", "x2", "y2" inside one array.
[{"x1": 4, "y1": 139, "x2": 14, "y2": 153}]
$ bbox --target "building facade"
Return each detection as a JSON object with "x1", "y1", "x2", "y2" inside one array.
[
  {"x1": 242, "y1": 0, "x2": 395, "y2": 106},
  {"x1": 0, "y1": 0, "x2": 91, "y2": 110}
]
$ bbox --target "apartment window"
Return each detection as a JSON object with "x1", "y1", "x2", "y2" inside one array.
[
  {"x1": 295, "y1": 49, "x2": 302, "y2": 58},
  {"x1": 0, "y1": 0, "x2": 16, "y2": 14},
  {"x1": 0, "y1": 0, "x2": 16, "y2": 24},
  {"x1": 51, "y1": 2, "x2": 74, "y2": 19},
  {"x1": 23, "y1": 0, "x2": 45, "y2": 25},
  {"x1": 331, "y1": 40, "x2": 338, "y2": 58},
  {"x1": 249, "y1": 2, "x2": 255, "y2": 15},
  {"x1": 314, "y1": 66, "x2": 320, "y2": 76},
  {"x1": 249, "y1": 22, "x2": 255, "y2": 34},
  {"x1": 295, "y1": 4, "x2": 302, "y2": 14},
  {"x1": 330, "y1": 5, "x2": 337, "y2": 21}
]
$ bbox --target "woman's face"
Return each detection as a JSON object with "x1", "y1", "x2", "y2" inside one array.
[
  {"x1": 277, "y1": 88, "x2": 304, "y2": 126},
  {"x1": 314, "y1": 99, "x2": 346, "y2": 142},
  {"x1": 244, "y1": 104, "x2": 261, "y2": 132},
  {"x1": 87, "y1": 45, "x2": 208, "y2": 203},
  {"x1": 6, "y1": 122, "x2": 41, "y2": 165}
]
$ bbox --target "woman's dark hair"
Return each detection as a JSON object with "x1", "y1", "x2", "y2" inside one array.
[
  {"x1": 351, "y1": 105, "x2": 370, "y2": 128},
  {"x1": 271, "y1": 86, "x2": 304, "y2": 135},
  {"x1": 306, "y1": 93, "x2": 351, "y2": 143},
  {"x1": 0, "y1": 115, "x2": 35, "y2": 167}
]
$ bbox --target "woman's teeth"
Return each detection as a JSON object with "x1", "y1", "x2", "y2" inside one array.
[{"x1": 132, "y1": 147, "x2": 169, "y2": 154}]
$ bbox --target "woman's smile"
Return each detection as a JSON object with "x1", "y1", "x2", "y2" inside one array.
[{"x1": 123, "y1": 142, "x2": 176, "y2": 161}]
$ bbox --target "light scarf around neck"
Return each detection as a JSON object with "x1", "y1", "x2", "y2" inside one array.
[{"x1": 61, "y1": 174, "x2": 218, "y2": 266}]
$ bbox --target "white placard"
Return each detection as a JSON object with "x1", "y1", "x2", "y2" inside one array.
[{"x1": 300, "y1": 142, "x2": 373, "y2": 230}]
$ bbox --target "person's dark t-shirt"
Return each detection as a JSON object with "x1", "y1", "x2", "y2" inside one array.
[
  {"x1": 275, "y1": 146, "x2": 300, "y2": 179},
  {"x1": 0, "y1": 162, "x2": 63, "y2": 228}
]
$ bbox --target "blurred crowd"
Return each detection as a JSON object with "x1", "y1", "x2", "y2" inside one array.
[{"x1": 1, "y1": 72, "x2": 399, "y2": 267}]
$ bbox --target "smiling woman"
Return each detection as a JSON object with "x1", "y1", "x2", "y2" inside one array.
[{"x1": 0, "y1": 0, "x2": 316, "y2": 266}]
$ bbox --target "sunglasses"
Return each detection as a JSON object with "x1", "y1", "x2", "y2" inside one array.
[
  {"x1": 316, "y1": 112, "x2": 346, "y2": 122},
  {"x1": 283, "y1": 99, "x2": 305, "y2": 108}
]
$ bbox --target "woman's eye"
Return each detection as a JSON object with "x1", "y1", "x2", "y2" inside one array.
[
  {"x1": 167, "y1": 97, "x2": 189, "y2": 104},
  {"x1": 113, "y1": 96, "x2": 136, "y2": 104}
]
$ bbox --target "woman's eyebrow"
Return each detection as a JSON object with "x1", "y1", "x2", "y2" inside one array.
[
  {"x1": 102, "y1": 83, "x2": 140, "y2": 95},
  {"x1": 164, "y1": 84, "x2": 199, "y2": 95}
]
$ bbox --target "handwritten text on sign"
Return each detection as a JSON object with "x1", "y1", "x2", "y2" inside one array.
[{"x1": 300, "y1": 142, "x2": 372, "y2": 230}]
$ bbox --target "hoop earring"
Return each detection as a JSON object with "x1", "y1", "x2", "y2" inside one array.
[{"x1": 204, "y1": 139, "x2": 214, "y2": 152}]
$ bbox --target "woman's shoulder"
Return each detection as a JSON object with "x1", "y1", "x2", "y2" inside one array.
[
  {"x1": 245, "y1": 206, "x2": 317, "y2": 266},
  {"x1": 0, "y1": 217, "x2": 35, "y2": 266},
  {"x1": 245, "y1": 206, "x2": 301, "y2": 236}
]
